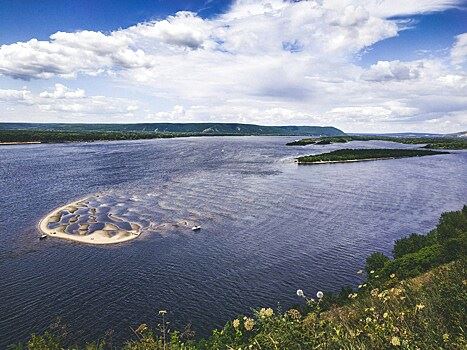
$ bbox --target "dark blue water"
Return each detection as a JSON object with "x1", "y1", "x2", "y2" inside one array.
[{"x1": 0, "y1": 137, "x2": 465, "y2": 347}]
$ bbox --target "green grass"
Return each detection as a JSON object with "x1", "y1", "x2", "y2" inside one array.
[
  {"x1": 296, "y1": 148, "x2": 448, "y2": 164},
  {"x1": 12, "y1": 207, "x2": 467, "y2": 349}
]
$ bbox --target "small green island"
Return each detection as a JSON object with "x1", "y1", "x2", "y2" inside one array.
[
  {"x1": 287, "y1": 136, "x2": 467, "y2": 150},
  {"x1": 297, "y1": 148, "x2": 448, "y2": 164}
]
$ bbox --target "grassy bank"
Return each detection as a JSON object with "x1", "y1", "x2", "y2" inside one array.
[
  {"x1": 296, "y1": 148, "x2": 448, "y2": 164},
  {"x1": 13, "y1": 206, "x2": 466, "y2": 349},
  {"x1": 286, "y1": 136, "x2": 467, "y2": 150}
]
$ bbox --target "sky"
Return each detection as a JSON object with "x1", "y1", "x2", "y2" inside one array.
[{"x1": 0, "y1": 0, "x2": 466, "y2": 133}]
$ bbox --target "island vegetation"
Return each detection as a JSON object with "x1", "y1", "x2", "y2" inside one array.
[
  {"x1": 13, "y1": 206, "x2": 466, "y2": 349},
  {"x1": 296, "y1": 148, "x2": 448, "y2": 164},
  {"x1": 0, "y1": 129, "x2": 190, "y2": 144},
  {"x1": 286, "y1": 136, "x2": 467, "y2": 150}
]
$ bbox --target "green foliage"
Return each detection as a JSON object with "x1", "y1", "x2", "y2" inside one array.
[
  {"x1": 286, "y1": 135, "x2": 467, "y2": 149},
  {"x1": 297, "y1": 148, "x2": 447, "y2": 163},
  {"x1": 366, "y1": 252, "x2": 390, "y2": 274},
  {"x1": 0, "y1": 130, "x2": 183, "y2": 144},
  {"x1": 369, "y1": 206, "x2": 466, "y2": 282},
  {"x1": 393, "y1": 233, "x2": 430, "y2": 258}
]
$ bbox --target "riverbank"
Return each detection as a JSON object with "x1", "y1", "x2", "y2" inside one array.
[
  {"x1": 0, "y1": 141, "x2": 41, "y2": 146},
  {"x1": 39, "y1": 197, "x2": 141, "y2": 245}
]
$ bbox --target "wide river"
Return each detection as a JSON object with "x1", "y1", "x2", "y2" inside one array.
[{"x1": 0, "y1": 136, "x2": 465, "y2": 347}]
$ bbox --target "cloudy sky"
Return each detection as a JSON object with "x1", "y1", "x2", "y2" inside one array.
[{"x1": 0, "y1": 0, "x2": 466, "y2": 133}]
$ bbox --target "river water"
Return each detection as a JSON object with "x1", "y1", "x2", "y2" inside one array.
[{"x1": 0, "y1": 136, "x2": 465, "y2": 347}]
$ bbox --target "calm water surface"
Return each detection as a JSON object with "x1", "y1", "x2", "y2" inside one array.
[{"x1": 0, "y1": 137, "x2": 465, "y2": 347}]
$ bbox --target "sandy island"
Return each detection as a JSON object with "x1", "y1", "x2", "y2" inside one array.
[
  {"x1": 39, "y1": 197, "x2": 142, "y2": 245},
  {"x1": 297, "y1": 157, "x2": 399, "y2": 165}
]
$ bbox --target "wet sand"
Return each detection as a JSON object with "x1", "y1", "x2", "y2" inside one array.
[{"x1": 39, "y1": 197, "x2": 141, "y2": 245}]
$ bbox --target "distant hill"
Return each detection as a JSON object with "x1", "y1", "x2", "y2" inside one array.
[
  {"x1": 351, "y1": 131, "x2": 467, "y2": 138},
  {"x1": 350, "y1": 132, "x2": 443, "y2": 138},
  {"x1": 0, "y1": 122, "x2": 345, "y2": 137},
  {"x1": 444, "y1": 131, "x2": 467, "y2": 138}
]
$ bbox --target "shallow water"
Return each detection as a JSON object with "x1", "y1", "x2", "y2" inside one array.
[{"x1": 0, "y1": 136, "x2": 465, "y2": 347}]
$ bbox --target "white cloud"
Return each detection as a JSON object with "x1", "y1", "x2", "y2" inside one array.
[
  {"x1": 0, "y1": 88, "x2": 31, "y2": 102},
  {"x1": 0, "y1": 0, "x2": 465, "y2": 133},
  {"x1": 39, "y1": 83, "x2": 86, "y2": 99},
  {"x1": 451, "y1": 33, "x2": 467, "y2": 65},
  {"x1": 130, "y1": 11, "x2": 212, "y2": 49},
  {"x1": 0, "y1": 85, "x2": 140, "y2": 118},
  {"x1": 362, "y1": 60, "x2": 424, "y2": 81}
]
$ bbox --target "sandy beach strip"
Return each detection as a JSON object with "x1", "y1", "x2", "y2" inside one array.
[
  {"x1": 298, "y1": 157, "x2": 403, "y2": 165},
  {"x1": 38, "y1": 197, "x2": 141, "y2": 245},
  {"x1": 0, "y1": 141, "x2": 42, "y2": 146}
]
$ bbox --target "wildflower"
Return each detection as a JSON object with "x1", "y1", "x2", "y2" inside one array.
[
  {"x1": 259, "y1": 307, "x2": 274, "y2": 318},
  {"x1": 357, "y1": 270, "x2": 363, "y2": 274},
  {"x1": 391, "y1": 336, "x2": 401, "y2": 346},
  {"x1": 370, "y1": 270, "x2": 375, "y2": 274},
  {"x1": 390, "y1": 273, "x2": 396, "y2": 278},
  {"x1": 415, "y1": 304, "x2": 425, "y2": 311},
  {"x1": 296, "y1": 289, "x2": 305, "y2": 297},
  {"x1": 370, "y1": 289, "x2": 379, "y2": 297},
  {"x1": 244, "y1": 318, "x2": 255, "y2": 331},
  {"x1": 383, "y1": 312, "x2": 388, "y2": 318},
  {"x1": 317, "y1": 291, "x2": 324, "y2": 299},
  {"x1": 233, "y1": 319, "x2": 240, "y2": 329},
  {"x1": 135, "y1": 323, "x2": 148, "y2": 334},
  {"x1": 287, "y1": 309, "x2": 301, "y2": 320},
  {"x1": 362, "y1": 283, "x2": 367, "y2": 287},
  {"x1": 358, "y1": 284, "x2": 363, "y2": 289},
  {"x1": 443, "y1": 333, "x2": 449, "y2": 342}
]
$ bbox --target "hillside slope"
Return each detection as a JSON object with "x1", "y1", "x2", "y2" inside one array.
[{"x1": 0, "y1": 122, "x2": 345, "y2": 136}]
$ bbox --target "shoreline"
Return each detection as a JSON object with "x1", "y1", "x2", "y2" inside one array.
[
  {"x1": 295, "y1": 155, "x2": 446, "y2": 164},
  {"x1": 0, "y1": 141, "x2": 42, "y2": 146},
  {"x1": 38, "y1": 197, "x2": 141, "y2": 245},
  {"x1": 297, "y1": 157, "x2": 399, "y2": 164}
]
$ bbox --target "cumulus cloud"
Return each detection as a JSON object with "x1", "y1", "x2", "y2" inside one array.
[
  {"x1": 0, "y1": 88, "x2": 31, "y2": 102},
  {"x1": 362, "y1": 60, "x2": 425, "y2": 81},
  {"x1": 0, "y1": 0, "x2": 466, "y2": 132},
  {"x1": 451, "y1": 33, "x2": 467, "y2": 65},
  {"x1": 0, "y1": 85, "x2": 140, "y2": 117},
  {"x1": 39, "y1": 84, "x2": 86, "y2": 99}
]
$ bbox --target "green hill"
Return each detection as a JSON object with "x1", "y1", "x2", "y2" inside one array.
[{"x1": 0, "y1": 122, "x2": 345, "y2": 136}]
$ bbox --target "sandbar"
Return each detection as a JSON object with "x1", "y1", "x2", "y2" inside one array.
[{"x1": 39, "y1": 197, "x2": 142, "y2": 245}]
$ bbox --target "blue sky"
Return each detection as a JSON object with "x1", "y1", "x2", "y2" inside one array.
[
  {"x1": 0, "y1": 0, "x2": 466, "y2": 133},
  {"x1": 0, "y1": 0, "x2": 232, "y2": 43}
]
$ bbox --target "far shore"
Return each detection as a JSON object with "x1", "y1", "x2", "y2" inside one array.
[
  {"x1": 39, "y1": 197, "x2": 141, "y2": 245},
  {"x1": 0, "y1": 141, "x2": 41, "y2": 146}
]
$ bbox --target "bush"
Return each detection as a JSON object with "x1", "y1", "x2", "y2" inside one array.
[{"x1": 366, "y1": 252, "x2": 390, "y2": 274}]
